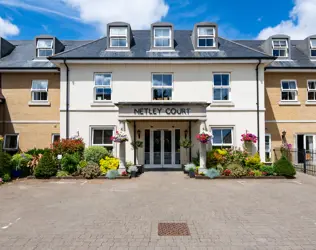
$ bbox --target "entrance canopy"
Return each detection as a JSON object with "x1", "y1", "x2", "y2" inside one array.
[{"x1": 116, "y1": 102, "x2": 210, "y2": 121}]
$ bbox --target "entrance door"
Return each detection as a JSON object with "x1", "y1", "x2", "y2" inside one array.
[
  {"x1": 144, "y1": 129, "x2": 181, "y2": 169},
  {"x1": 304, "y1": 135, "x2": 315, "y2": 162}
]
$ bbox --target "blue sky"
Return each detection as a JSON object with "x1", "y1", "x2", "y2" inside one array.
[{"x1": 0, "y1": 0, "x2": 315, "y2": 40}]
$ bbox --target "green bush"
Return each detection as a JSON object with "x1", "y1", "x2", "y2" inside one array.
[
  {"x1": 11, "y1": 153, "x2": 33, "y2": 177},
  {"x1": 78, "y1": 160, "x2": 88, "y2": 170},
  {"x1": 260, "y1": 165, "x2": 275, "y2": 176},
  {"x1": 2, "y1": 173, "x2": 11, "y2": 182},
  {"x1": 252, "y1": 170, "x2": 263, "y2": 177},
  {"x1": 106, "y1": 170, "x2": 119, "y2": 179},
  {"x1": 61, "y1": 153, "x2": 80, "y2": 174},
  {"x1": 34, "y1": 152, "x2": 58, "y2": 178},
  {"x1": 56, "y1": 170, "x2": 70, "y2": 177},
  {"x1": 25, "y1": 148, "x2": 51, "y2": 156},
  {"x1": 274, "y1": 156, "x2": 296, "y2": 177},
  {"x1": 0, "y1": 151, "x2": 12, "y2": 177},
  {"x1": 226, "y1": 163, "x2": 247, "y2": 177},
  {"x1": 245, "y1": 153, "x2": 263, "y2": 170},
  {"x1": 81, "y1": 162, "x2": 100, "y2": 179},
  {"x1": 84, "y1": 146, "x2": 110, "y2": 164}
]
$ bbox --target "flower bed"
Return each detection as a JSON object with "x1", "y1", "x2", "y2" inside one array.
[{"x1": 195, "y1": 175, "x2": 289, "y2": 179}]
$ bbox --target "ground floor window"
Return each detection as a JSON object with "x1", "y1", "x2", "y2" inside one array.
[
  {"x1": 211, "y1": 127, "x2": 233, "y2": 149},
  {"x1": 91, "y1": 127, "x2": 114, "y2": 152},
  {"x1": 265, "y1": 134, "x2": 271, "y2": 162},
  {"x1": 52, "y1": 134, "x2": 60, "y2": 143},
  {"x1": 3, "y1": 134, "x2": 19, "y2": 151}
]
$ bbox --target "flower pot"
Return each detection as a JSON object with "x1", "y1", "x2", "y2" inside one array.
[
  {"x1": 11, "y1": 169, "x2": 21, "y2": 178},
  {"x1": 131, "y1": 171, "x2": 137, "y2": 178},
  {"x1": 244, "y1": 141, "x2": 253, "y2": 155},
  {"x1": 189, "y1": 171, "x2": 195, "y2": 178}
]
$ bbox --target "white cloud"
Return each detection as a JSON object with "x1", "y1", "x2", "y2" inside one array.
[
  {"x1": 0, "y1": 16, "x2": 20, "y2": 37},
  {"x1": 62, "y1": 0, "x2": 169, "y2": 32},
  {"x1": 257, "y1": 0, "x2": 316, "y2": 39}
]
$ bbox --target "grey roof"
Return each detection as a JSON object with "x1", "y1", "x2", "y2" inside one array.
[
  {"x1": 0, "y1": 40, "x2": 91, "y2": 69},
  {"x1": 50, "y1": 30, "x2": 272, "y2": 60},
  {"x1": 236, "y1": 40, "x2": 316, "y2": 69}
]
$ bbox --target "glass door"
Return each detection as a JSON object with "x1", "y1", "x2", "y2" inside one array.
[
  {"x1": 163, "y1": 130, "x2": 172, "y2": 166},
  {"x1": 304, "y1": 135, "x2": 315, "y2": 162},
  {"x1": 153, "y1": 130, "x2": 162, "y2": 165}
]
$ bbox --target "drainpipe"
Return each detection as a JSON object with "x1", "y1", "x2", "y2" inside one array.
[
  {"x1": 256, "y1": 59, "x2": 262, "y2": 154},
  {"x1": 64, "y1": 59, "x2": 70, "y2": 139},
  {"x1": 0, "y1": 73, "x2": 4, "y2": 136}
]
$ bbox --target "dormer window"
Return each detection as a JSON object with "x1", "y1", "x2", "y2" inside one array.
[
  {"x1": 36, "y1": 39, "x2": 53, "y2": 57},
  {"x1": 310, "y1": 39, "x2": 316, "y2": 57},
  {"x1": 154, "y1": 27, "x2": 171, "y2": 47},
  {"x1": 197, "y1": 27, "x2": 215, "y2": 47},
  {"x1": 272, "y1": 39, "x2": 288, "y2": 57},
  {"x1": 109, "y1": 27, "x2": 128, "y2": 47}
]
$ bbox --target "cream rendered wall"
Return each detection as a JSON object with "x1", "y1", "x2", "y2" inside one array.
[{"x1": 60, "y1": 63, "x2": 266, "y2": 161}]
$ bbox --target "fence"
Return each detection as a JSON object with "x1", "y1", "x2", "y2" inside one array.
[{"x1": 273, "y1": 148, "x2": 316, "y2": 176}]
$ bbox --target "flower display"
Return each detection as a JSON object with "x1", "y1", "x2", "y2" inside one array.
[
  {"x1": 196, "y1": 130, "x2": 212, "y2": 144},
  {"x1": 121, "y1": 171, "x2": 128, "y2": 176},
  {"x1": 281, "y1": 142, "x2": 292, "y2": 150},
  {"x1": 0, "y1": 178, "x2": 3, "y2": 184},
  {"x1": 241, "y1": 132, "x2": 257, "y2": 143},
  {"x1": 111, "y1": 130, "x2": 128, "y2": 143}
]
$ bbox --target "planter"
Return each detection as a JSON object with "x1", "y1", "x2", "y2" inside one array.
[
  {"x1": 195, "y1": 175, "x2": 291, "y2": 180},
  {"x1": 189, "y1": 171, "x2": 195, "y2": 178},
  {"x1": 244, "y1": 141, "x2": 253, "y2": 154},
  {"x1": 11, "y1": 169, "x2": 22, "y2": 178},
  {"x1": 131, "y1": 171, "x2": 137, "y2": 178}
]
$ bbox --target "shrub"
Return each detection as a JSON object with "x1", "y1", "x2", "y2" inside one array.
[
  {"x1": 78, "y1": 160, "x2": 88, "y2": 170},
  {"x1": 56, "y1": 170, "x2": 70, "y2": 177},
  {"x1": 207, "y1": 149, "x2": 227, "y2": 168},
  {"x1": 226, "y1": 163, "x2": 247, "y2": 177},
  {"x1": 34, "y1": 152, "x2": 58, "y2": 178},
  {"x1": 205, "y1": 168, "x2": 220, "y2": 179},
  {"x1": 252, "y1": 170, "x2": 263, "y2": 177},
  {"x1": 11, "y1": 153, "x2": 33, "y2": 177},
  {"x1": 245, "y1": 153, "x2": 263, "y2": 170},
  {"x1": 106, "y1": 170, "x2": 119, "y2": 179},
  {"x1": 0, "y1": 151, "x2": 12, "y2": 177},
  {"x1": 274, "y1": 156, "x2": 296, "y2": 177},
  {"x1": 84, "y1": 146, "x2": 110, "y2": 164},
  {"x1": 81, "y1": 162, "x2": 100, "y2": 179},
  {"x1": 99, "y1": 157, "x2": 119, "y2": 175},
  {"x1": 52, "y1": 138, "x2": 85, "y2": 157},
  {"x1": 61, "y1": 153, "x2": 80, "y2": 174},
  {"x1": 27, "y1": 154, "x2": 43, "y2": 174},
  {"x1": 260, "y1": 165, "x2": 275, "y2": 176},
  {"x1": 26, "y1": 148, "x2": 51, "y2": 156},
  {"x1": 184, "y1": 163, "x2": 196, "y2": 172},
  {"x1": 223, "y1": 169, "x2": 231, "y2": 176},
  {"x1": 2, "y1": 173, "x2": 11, "y2": 182},
  {"x1": 225, "y1": 149, "x2": 249, "y2": 166},
  {"x1": 216, "y1": 164, "x2": 224, "y2": 174}
]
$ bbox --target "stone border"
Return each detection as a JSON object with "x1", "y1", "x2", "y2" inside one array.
[
  {"x1": 195, "y1": 175, "x2": 293, "y2": 180},
  {"x1": 26, "y1": 175, "x2": 131, "y2": 180}
]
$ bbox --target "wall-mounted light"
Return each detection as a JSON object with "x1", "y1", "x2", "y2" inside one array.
[
  {"x1": 184, "y1": 129, "x2": 188, "y2": 138},
  {"x1": 137, "y1": 129, "x2": 141, "y2": 139}
]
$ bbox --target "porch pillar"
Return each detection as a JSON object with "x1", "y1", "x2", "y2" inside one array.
[
  {"x1": 199, "y1": 121, "x2": 207, "y2": 173},
  {"x1": 118, "y1": 120, "x2": 126, "y2": 174}
]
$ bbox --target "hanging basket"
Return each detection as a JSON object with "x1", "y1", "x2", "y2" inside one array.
[
  {"x1": 196, "y1": 131, "x2": 213, "y2": 144},
  {"x1": 111, "y1": 130, "x2": 128, "y2": 143}
]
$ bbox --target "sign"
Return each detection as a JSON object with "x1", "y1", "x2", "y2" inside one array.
[{"x1": 134, "y1": 107, "x2": 191, "y2": 116}]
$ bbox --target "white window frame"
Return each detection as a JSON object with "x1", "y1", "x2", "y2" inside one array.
[
  {"x1": 151, "y1": 73, "x2": 173, "y2": 101},
  {"x1": 52, "y1": 134, "x2": 60, "y2": 143},
  {"x1": 213, "y1": 73, "x2": 231, "y2": 101},
  {"x1": 36, "y1": 39, "x2": 53, "y2": 57},
  {"x1": 153, "y1": 27, "x2": 171, "y2": 48},
  {"x1": 265, "y1": 134, "x2": 272, "y2": 162},
  {"x1": 31, "y1": 80, "x2": 48, "y2": 102},
  {"x1": 272, "y1": 39, "x2": 288, "y2": 57},
  {"x1": 307, "y1": 80, "x2": 316, "y2": 101},
  {"x1": 211, "y1": 127, "x2": 234, "y2": 148},
  {"x1": 109, "y1": 27, "x2": 128, "y2": 48},
  {"x1": 280, "y1": 80, "x2": 298, "y2": 101},
  {"x1": 94, "y1": 73, "x2": 112, "y2": 102},
  {"x1": 197, "y1": 27, "x2": 215, "y2": 48},
  {"x1": 91, "y1": 127, "x2": 115, "y2": 149},
  {"x1": 310, "y1": 39, "x2": 316, "y2": 57},
  {"x1": 3, "y1": 134, "x2": 19, "y2": 151}
]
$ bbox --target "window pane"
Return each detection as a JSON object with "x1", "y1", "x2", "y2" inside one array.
[
  {"x1": 311, "y1": 50, "x2": 316, "y2": 57},
  {"x1": 311, "y1": 39, "x2": 316, "y2": 48},
  {"x1": 95, "y1": 74, "x2": 111, "y2": 86},
  {"x1": 279, "y1": 49, "x2": 286, "y2": 56},
  {"x1": 279, "y1": 40, "x2": 287, "y2": 47},
  {"x1": 40, "y1": 92, "x2": 48, "y2": 101},
  {"x1": 265, "y1": 135, "x2": 270, "y2": 151},
  {"x1": 103, "y1": 130, "x2": 113, "y2": 144},
  {"x1": 281, "y1": 92, "x2": 289, "y2": 100},
  {"x1": 162, "y1": 74, "x2": 172, "y2": 86},
  {"x1": 289, "y1": 81, "x2": 296, "y2": 89},
  {"x1": 32, "y1": 80, "x2": 48, "y2": 90},
  {"x1": 288, "y1": 91, "x2": 296, "y2": 100},
  {"x1": 198, "y1": 27, "x2": 214, "y2": 36},
  {"x1": 221, "y1": 74, "x2": 229, "y2": 86},
  {"x1": 282, "y1": 81, "x2": 289, "y2": 89},
  {"x1": 153, "y1": 74, "x2": 163, "y2": 86},
  {"x1": 198, "y1": 38, "x2": 206, "y2": 47},
  {"x1": 212, "y1": 129, "x2": 222, "y2": 144},
  {"x1": 5, "y1": 135, "x2": 18, "y2": 149},
  {"x1": 95, "y1": 88, "x2": 111, "y2": 101},
  {"x1": 221, "y1": 89, "x2": 229, "y2": 100},
  {"x1": 308, "y1": 81, "x2": 316, "y2": 90},
  {"x1": 206, "y1": 39, "x2": 214, "y2": 47},
  {"x1": 222, "y1": 129, "x2": 232, "y2": 144},
  {"x1": 110, "y1": 27, "x2": 127, "y2": 36},
  {"x1": 111, "y1": 38, "x2": 127, "y2": 47},
  {"x1": 163, "y1": 89, "x2": 172, "y2": 100},
  {"x1": 38, "y1": 49, "x2": 53, "y2": 57},
  {"x1": 154, "y1": 28, "x2": 170, "y2": 37},
  {"x1": 37, "y1": 39, "x2": 53, "y2": 48},
  {"x1": 93, "y1": 130, "x2": 103, "y2": 144},
  {"x1": 273, "y1": 50, "x2": 280, "y2": 57},
  {"x1": 153, "y1": 88, "x2": 163, "y2": 100},
  {"x1": 214, "y1": 75, "x2": 222, "y2": 86},
  {"x1": 53, "y1": 134, "x2": 60, "y2": 143},
  {"x1": 155, "y1": 38, "x2": 170, "y2": 47},
  {"x1": 272, "y1": 40, "x2": 279, "y2": 47},
  {"x1": 308, "y1": 92, "x2": 316, "y2": 100},
  {"x1": 213, "y1": 89, "x2": 222, "y2": 100}
]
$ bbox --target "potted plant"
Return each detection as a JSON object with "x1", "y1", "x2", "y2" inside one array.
[
  {"x1": 180, "y1": 138, "x2": 193, "y2": 164},
  {"x1": 196, "y1": 130, "x2": 212, "y2": 144},
  {"x1": 128, "y1": 165, "x2": 138, "y2": 178},
  {"x1": 111, "y1": 130, "x2": 129, "y2": 143},
  {"x1": 188, "y1": 167, "x2": 195, "y2": 178},
  {"x1": 241, "y1": 131, "x2": 257, "y2": 154}
]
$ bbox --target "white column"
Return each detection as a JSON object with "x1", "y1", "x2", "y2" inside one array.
[
  {"x1": 199, "y1": 121, "x2": 207, "y2": 173},
  {"x1": 118, "y1": 121, "x2": 126, "y2": 174}
]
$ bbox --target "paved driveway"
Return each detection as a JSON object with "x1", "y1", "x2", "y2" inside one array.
[{"x1": 1, "y1": 172, "x2": 316, "y2": 250}]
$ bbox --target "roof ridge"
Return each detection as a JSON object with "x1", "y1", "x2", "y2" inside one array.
[
  {"x1": 220, "y1": 37, "x2": 272, "y2": 57},
  {"x1": 49, "y1": 37, "x2": 106, "y2": 58}
]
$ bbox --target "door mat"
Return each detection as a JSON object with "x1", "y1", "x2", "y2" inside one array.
[{"x1": 158, "y1": 222, "x2": 190, "y2": 236}]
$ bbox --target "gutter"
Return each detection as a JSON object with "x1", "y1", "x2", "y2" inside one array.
[
  {"x1": 64, "y1": 59, "x2": 70, "y2": 139},
  {"x1": 256, "y1": 59, "x2": 262, "y2": 155}
]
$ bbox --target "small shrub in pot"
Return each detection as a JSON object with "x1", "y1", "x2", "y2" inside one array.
[
  {"x1": 188, "y1": 167, "x2": 195, "y2": 178},
  {"x1": 128, "y1": 165, "x2": 138, "y2": 177}
]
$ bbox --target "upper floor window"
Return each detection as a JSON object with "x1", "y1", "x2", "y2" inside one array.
[
  {"x1": 211, "y1": 128, "x2": 233, "y2": 149},
  {"x1": 152, "y1": 73, "x2": 172, "y2": 100},
  {"x1": 213, "y1": 73, "x2": 230, "y2": 101},
  {"x1": 307, "y1": 80, "x2": 316, "y2": 101},
  {"x1": 197, "y1": 27, "x2": 215, "y2": 47},
  {"x1": 109, "y1": 27, "x2": 128, "y2": 47},
  {"x1": 31, "y1": 80, "x2": 48, "y2": 102},
  {"x1": 272, "y1": 39, "x2": 288, "y2": 57},
  {"x1": 310, "y1": 39, "x2": 316, "y2": 57},
  {"x1": 36, "y1": 39, "x2": 53, "y2": 57},
  {"x1": 94, "y1": 73, "x2": 112, "y2": 101},
  {"x1": 154, "y1": 27, "x2": 171, "y2": 47},
  {"x1": 281, "y1": 80, "x2": 297, "y2": 101},
  {"x1": 3, "y1": 134, "x2": 19, "y2": 151}
]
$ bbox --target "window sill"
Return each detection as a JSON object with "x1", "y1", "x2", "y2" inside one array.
[
  {"x1": 278, "y1": 101, "x2": 301, "y2": 106},
  {"x1": 210, "y1": 101, "x2": 235, "y2": 107},
  {"x1": 305, "y1": 101, "x2": 316, "y2": 106},
  {"x1": 28, "y1": 101, "x2": 51, "y2": 106},
  {"x1": 90, "y1": 101, "x2": 115, "y2": 107}
]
